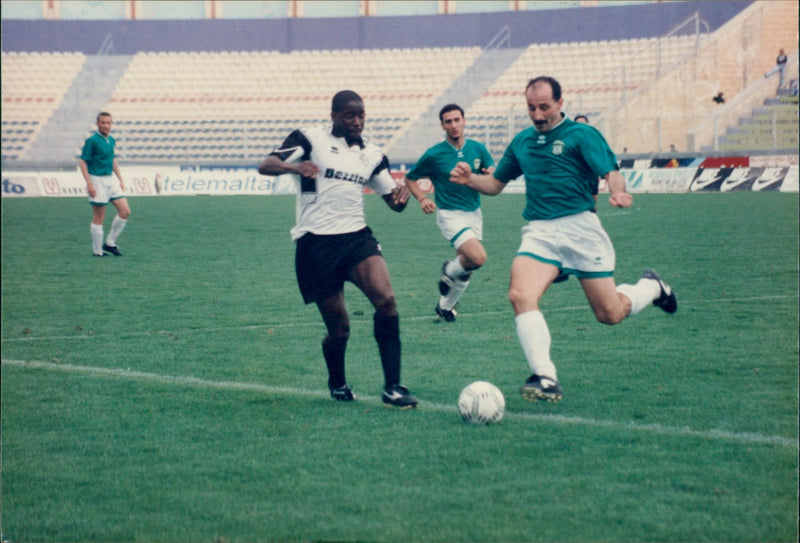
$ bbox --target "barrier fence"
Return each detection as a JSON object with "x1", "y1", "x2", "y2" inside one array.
[{"x1": 2, "y1": 154, "x2": 798, "y2": 198}]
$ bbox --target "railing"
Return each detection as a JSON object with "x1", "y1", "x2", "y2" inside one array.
[
  {"x1": 484, "y1": 25, "x2": 510, "y2": 51},
  {"x1": 687, "y1": 51, "x2": 799, "y2": 152},
  {"x1": 97, "y1": 32, "x2": 114, "y2": 55},
  {"x1": 586, "y1": 11, "x2": 710, "y2": 117}
]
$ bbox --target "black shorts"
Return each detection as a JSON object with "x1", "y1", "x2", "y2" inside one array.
[{"x1": 295, "y1": 227, "x2": 383, "y2": 304}]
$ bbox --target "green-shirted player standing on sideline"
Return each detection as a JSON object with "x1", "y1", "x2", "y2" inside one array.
[
  {"x1": 450, "y1": 76, "x2": 676, "y2": 402},
  {"x1": 78, "y1": 111, "x2": 130, "y2": 257},
  {"x1": 403, "y1": 104, "x2": 495, "y2": 322}
]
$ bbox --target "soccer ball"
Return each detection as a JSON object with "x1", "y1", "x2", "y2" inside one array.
[{"x1": 458, "y1": 381, "x2": 505, "y2": 425}]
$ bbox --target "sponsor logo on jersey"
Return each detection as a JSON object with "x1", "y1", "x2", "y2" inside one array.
[{"x1": 324, "y1": 168, "x2": 368, "y2": 185}]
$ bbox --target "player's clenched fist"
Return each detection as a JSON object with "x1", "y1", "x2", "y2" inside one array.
[
  {"x1": 449, "y1": 161, "x2": 472, "y2": 185},
  {"x1": 609, "y1": 191, "x2": 632, "y2": 208}
]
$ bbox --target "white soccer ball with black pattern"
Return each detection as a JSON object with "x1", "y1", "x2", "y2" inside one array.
[{"x1": 458, "y1": 381, "x2": 505, "y2": 425}]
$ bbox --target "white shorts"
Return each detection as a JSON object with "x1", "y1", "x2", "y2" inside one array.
[
  {"x1": 517, "y1": 210, "x2": 615, "y2": 279},
  {"x1": 436, "y1": 208, "x2": 483, "y2": 249},
  {"x1": 88, "y1": 174, "x2": 125, "y2": 205}
]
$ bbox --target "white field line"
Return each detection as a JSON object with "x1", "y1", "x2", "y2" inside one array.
[
  {"x1": 2, "y1": 294, "x2": 795, "y2": 343},
  {"x1": 3, "y1": 358, "x2": 797, "y2": 449}
]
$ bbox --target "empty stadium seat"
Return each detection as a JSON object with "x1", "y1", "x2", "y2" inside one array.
[
  {"x1": 1, "y1": 51, "x2": 86, "y2": 161},
  {"x1": 103, "y1": 47, "x2": 480, "y2": 162}
]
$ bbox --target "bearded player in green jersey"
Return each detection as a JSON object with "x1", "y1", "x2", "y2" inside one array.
[
  {"x1": 403, "y1": 104, "x2": 495, "y2": 322},
  {"x1": 450, "y1": 76, "x2": 676, "y2": 402}
]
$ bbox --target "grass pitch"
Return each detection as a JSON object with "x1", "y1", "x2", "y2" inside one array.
[{"x1": 2, "y1": 192, "x2": 797, "y2": 542}]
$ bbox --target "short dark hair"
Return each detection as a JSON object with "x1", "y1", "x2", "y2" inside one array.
[
  {"x1": 97, "y1": 111, "x2": 112, "y2": 122},
  {"x1": 439, "y1": 103, "x2": 464, "y2": 122},
  {"x1": 331, "y1": 90, "x2": 363, "y2": 113},
  {"x1": 526, "y1": 76, "x2": 562, "y2": 101},
  {"x1": 574, "y1": 114, "x2": 589, "y2": 123}
]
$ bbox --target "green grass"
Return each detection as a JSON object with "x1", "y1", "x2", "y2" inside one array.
[{"x1": 2, "y1": 192, "x2": 798, "y2": 543}]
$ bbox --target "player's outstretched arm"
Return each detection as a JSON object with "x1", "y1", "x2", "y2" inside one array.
[
  {"x1": 449, "y1": 161, "x2": 505, "y2": 195},
  {"x1": 258, "y1": 155, "x2": 319, "y2": 178},
  {"x1": 404, "y1": 177, "x2": 436, "y2": 214},
  {"x1": 606, "y1": 170, "x2": 632, "y2": 208}
]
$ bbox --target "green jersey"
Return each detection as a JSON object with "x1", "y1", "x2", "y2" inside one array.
[
  {"x1": 494, "y1": 118, "x2": 618, "y2": 221},
  {"x1": 80, "y1": 131, "x2": 116, "y2": 176},
  {"x1": 406, "y1": 139, "x2": 494, "y2": 212}
]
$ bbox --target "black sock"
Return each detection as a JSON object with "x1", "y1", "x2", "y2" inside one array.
[
  {"x1": 322, "y1": 335, "x2": 348, "y2": 389},
  {"x1": 374, "y1": 313, "x2": 401, "y2": 388}
]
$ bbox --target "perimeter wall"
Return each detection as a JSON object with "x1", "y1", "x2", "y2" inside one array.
[
  {"x1": 1, "y1": 2, "x2": 750, "y2": 53},
  {"x1": 595, "y1": 0, "x2": 799, "y2": 153}
]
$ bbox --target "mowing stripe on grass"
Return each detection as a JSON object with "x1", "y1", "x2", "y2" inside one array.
[
  {"x1": 3, "y1": 358, "x2": 796, "y2": 449},
  {"x1": 2, "y1": 294, "x2": 794, "y2": 343}
]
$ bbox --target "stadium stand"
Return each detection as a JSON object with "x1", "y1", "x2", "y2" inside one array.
[
  {"x1": 713, "y1": 93, "x2": 800, "y2": 153},
  {"x1": 107, "y1": 47, "x2": 481, "y2": 162},
  {"x1": 1, "y1": 51, "x2": 86, "y2": 161},
  {"x1": 468, "y1": 34, "x2": 707, "y2": 157},
  {"x1": 1, "y1": 1, "x2": 795, "y2": 166}
]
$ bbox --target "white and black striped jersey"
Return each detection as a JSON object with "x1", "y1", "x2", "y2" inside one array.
[{"x1": 269, "y1": 124, "x2": 397, "y2": 241}]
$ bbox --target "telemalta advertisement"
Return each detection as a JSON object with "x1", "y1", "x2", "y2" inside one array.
[
  {"x1": 3, "y1": 161, "x2": 798, "y2": 198},
  {"x1": 1, "y1": 166, "x2": 298, "y2": 198}
]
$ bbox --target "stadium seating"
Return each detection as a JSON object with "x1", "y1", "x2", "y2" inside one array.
[
  {"x1": 1, "y1": 51, "x2": 86, "y2": 161},
  {"x1": 107, "y1": 47, "x2": 481, "y2": 162},
  {"x1": 467, "y1": 35, "x2": 704, "y2": 157},
  {"x1": 100, "y1": 36, "x2": 708, "y2": 163},
  {"x1": 3, "y1": 31, "x2": 794, "y2": 163},
  {"x1": 714, "y1": 92, "x2": 800, "y2": 152}
]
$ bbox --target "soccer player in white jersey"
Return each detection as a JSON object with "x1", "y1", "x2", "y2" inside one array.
[
  {"x1": 403, "y1": 104, "x2": 495, "y2": 322},
  {"x1": 258, "y1": 90, "x2": 418, "y2": 409},
  {"x1": 450, "y1": 76, "x2": 677, "y2": 402}
]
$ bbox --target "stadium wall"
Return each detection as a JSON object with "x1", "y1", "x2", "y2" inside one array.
[
  {"x1": 594, "y1": 0, "x2": 799, "y2": 154},
  {"x1": 0, "y1": 1, "x2": 750, "y2": 53},
  {"x1": 3, "y1": 155, "x2": 797, "y2": 198}
]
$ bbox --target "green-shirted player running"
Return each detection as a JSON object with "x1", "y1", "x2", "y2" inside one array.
[
  {"x1": 403, "y1": 104, "x2": 495, "y2": 322},
  {"x1": 450, "y1": 76, "x2": 677, "y2": 402}
]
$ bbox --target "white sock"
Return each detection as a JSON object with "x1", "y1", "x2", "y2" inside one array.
[
  {"x1": 515, "y1": 310, "x2": 557, "y2": 381},
  {"x1": 444, "y1": 257, "x2": 467, "y2": 279},
  {"x1": 439, "y1": 279, "x2": 469, "y2": 311},
  {"x1": 616, "y1": 278, "x2": 661, "y2": 316},
  {"x1": 91, "y1": 223, "x2": 104, "y2": 254},
  {"x1": 106, "y1": 216, "x2": 127, "y2": 246}
]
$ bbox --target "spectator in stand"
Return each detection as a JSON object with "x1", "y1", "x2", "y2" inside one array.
[{"x1": 764, "y1": 48, "x2": 788, "y2": 90}]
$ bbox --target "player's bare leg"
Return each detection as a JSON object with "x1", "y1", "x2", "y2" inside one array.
[
  {"x1": 437, "y1": 237, "x2": 486, "y2": 321},
  {"x1": 509, "y1": 256, "x2": 563, "y2": 401},
  {"x1": 580, "y1": 276, "x2": 631, "y2": 324},
  {"x1": 588, "y1": 270, "x2": 677, "y2": 323},
  {"x1": 103, "y1": 197, "x2": 130, "y2": 255}
]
